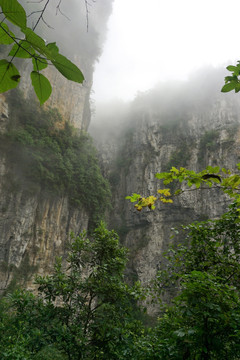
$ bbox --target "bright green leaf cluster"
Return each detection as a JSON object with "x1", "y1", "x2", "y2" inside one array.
[
  {"x1": 126, "y1": 164, "x2": 240, "y2": 212},
  {"x1": 0, "y1": 0, "x2": 84, "y2": 104},
  {"x1": 157, "y1": 188, "x2": 173, "y2": 203},
  {"x1": 222, "y1": 62, "x2": 240, "y2": 93},
  {"x1": 126, "y1": 194, "x2": 157, "y2": 211}
]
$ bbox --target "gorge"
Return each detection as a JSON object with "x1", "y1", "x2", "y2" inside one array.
[{"x1": 1, "y1": 1, "x2": 240, "y2": 304}]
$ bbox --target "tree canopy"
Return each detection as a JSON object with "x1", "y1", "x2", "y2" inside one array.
[
  {"x1": 2, "y1": 208, "x2": 240, "y2": 359},
  {"x1": 0, "y1": 223, "x2": 144, "y2": 359}
]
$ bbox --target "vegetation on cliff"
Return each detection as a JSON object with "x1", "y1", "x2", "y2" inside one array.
[
  {"x1": 0, "y1": 223, "x2": 143, "y2": 360},
  {"x1": 1, "y1": 206, "x2": 240, "y2": 359},
  {"x1": 1, "y1": 89, "x2": 111, "y2": 227},
  {"x1": 146, "y1": 202, "x2": 240, "y2": 359},
  {"x1": 1, "y1": 2, "x2": 240, "y2": 359}
]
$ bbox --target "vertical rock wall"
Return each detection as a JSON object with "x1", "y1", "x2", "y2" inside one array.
[
  {"x1": 0, "y1": 0, "x2": 114, "y2": 293},
  {"x1": 93, "y1": 83, "x2": 240, "y2": 291},
  {"x1": 0, "y1": 88, "x2": 91, "y2": 294}
]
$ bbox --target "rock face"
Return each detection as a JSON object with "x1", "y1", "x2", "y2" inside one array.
[
  {"x1": 92, "y1": 75, "x2": 240, "y2": 293},
  {"x1": 0, "y1": 88, "x2": 91, "y2": 294},
  {"x1": 18, "y1": 59, "x2": 92, "y2": 130},
  {"x1": 0, "y1": 186, "x2": 89, "y2": 293},
  {"x1": 1, "y1": 14, "x2": 240, "y2": 307},
  {"x1": 16, "y1": 0, "x2": 114, "y2": 130},
  {"x1": 0, "y1": 0, "x2": 114, "y2": 294}
]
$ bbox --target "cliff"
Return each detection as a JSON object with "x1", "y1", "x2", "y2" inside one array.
[
  {"x1": 1, "y1": 8, "x2": 240, "y2": 304},
  {"x1": 91, "y1": 70, "x2": 240, "y2": 294},
  {"x1": 0, "y1": 0, "x2": 113, "y2": 294}
]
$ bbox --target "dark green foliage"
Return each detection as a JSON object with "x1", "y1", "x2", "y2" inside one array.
[
  {"x1": 0, "y1": 223, "x2": 144, "y2": 359},
  {"x1": 3, "y1": 90, "x2": 111, "y2": 227},
  {"x1": 146, "y1": 272, "x2": 240, "y2": 359},
  {"x1": 2, "y1": 207, "x2": 240, "y2": 358},
  {"x1": 147, "y1": 202, "x2": 240, "y2": 359},
  {"x1": 34, "y1": 346, "x2": 67, "y2": 360},
  {"x1": 154, "y1": 202, "x2": 240, "y2": 296}
]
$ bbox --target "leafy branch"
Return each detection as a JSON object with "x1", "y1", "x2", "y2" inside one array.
[
  {"x1": 222, "y1": 62, "x2": 240, "y2": 93},
  {"x1": 0, "y1": 0, "x2": 84, "y2": 104},
  {"x1": 126, "y1": 165, "x2": 240, "y2": 211}
]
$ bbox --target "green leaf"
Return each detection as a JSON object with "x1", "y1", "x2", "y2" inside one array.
[
  {"x1": 125, "y1": 193, "x2": 141, "y2": 202},
  {"x1": 226, "y1": 65, "x2": 239, "y2": 75},
  {"x1": 52, "y1": 54, "x2": 84, "y2": 83},
  {"x1": 225, "y1": 76, "x2": 235, "y2": 82},
  {"x1": 0, "y1": 60, "x2": 20, "y2": 93},
  {"x1": 206, "y1": 166, "x2": 220, "y2": 174},
  {"x1": 22, "y1": 29, "x2": 84, "y2": 83},
  {"x1": 195, "y1": 180, "x2": 201, "y2": 189},
  {"x1": 174, "y1": 329, "x2": 185, "y2": 337},
  {"x1": 155, "y1": 172, "x2": 169, "y2": 179},
  {"x1": 0, "y1": 0, "x2": 27, "y2": 29},
  {"x1": 171, "y1": 166, "x2": 179, "y2": 174},
  {"x1": 46, "y1": 42, "x2": 59, "y2": 56},
  {"x1": 174, "y1": 189, "x2": 182, "y2": 195},
  {"x1": 0, "y1": 23, "x2": 15, "y2": 44},
  {"x1": 32, "y1": 57, "x2": 48, "y2": 71},
  {"x1": 222, "y1": 167, "x2": 231, "y2": 174},
  {"x1": 30, "y1": 71, "x2": 52, "y2": 105},
  {"x1": 221, "y1": 82, "x2": 238, "y2": 93},
  {"x1": 235, "y1": 83, "x2": 240, "y2": 93},
  {"x1": 22, "y1": 28, "x2": 49, "y2": 56},
  {"x1": 8, "y1": 41, "x2": 34, "y2": 58}
]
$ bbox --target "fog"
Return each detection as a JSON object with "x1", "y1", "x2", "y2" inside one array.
[
  {"x1": 5, "y1": 1, "x2": 240, "y2": 136},
  {"x1": 16, "y1": 0, "x2": 114, "y2": 80},
  {"x1": 93, "y1": 0, "x2": 240, "y2": 103},
  {"x1": 88, "y1": 0, "x2": 240, "y2": 138},
  {"x1": 89, "y1": 65, "x2": 240, "y2": 140}
]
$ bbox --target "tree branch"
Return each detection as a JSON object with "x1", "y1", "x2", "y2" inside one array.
[
  {"x1": 56, "y1": 0, "x2": 70, "y2": 20},
  {"x1": 32, "y1": 0, "x2": 50, "y2": 31}
]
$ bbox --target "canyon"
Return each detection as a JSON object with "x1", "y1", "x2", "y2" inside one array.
[{"x1": 1, "y1": 2, "x2": 240, "y2": 300}]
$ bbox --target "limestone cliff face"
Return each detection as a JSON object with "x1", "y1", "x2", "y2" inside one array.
[
  {"x1": 93, "y1": 82, "x2": 240, "y2": 291},
  {"x1": 0, "y1": 0, "x2": 114, "y2": 293},
  {"x1": 19, "y1": 60, "x2": 91, "y2": 131},
  {"x1": 16, "y1": 0, "x2": 114, "y2": 130},
  {"x1": 0, "y1": 93, "x2": 90, "y2": 293}
]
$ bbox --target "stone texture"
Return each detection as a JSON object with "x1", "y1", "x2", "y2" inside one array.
[
  {"x1": 0, "y1": 164, "x2": 89, "y2": 293},
  {"x1": 0, "y1": 0, "x2": 114, "y2": 292},
  {"x1": 18, "y1": 58, "x2": 91, "y2": 131},
  {"x1": 94, "y1": 90, "x2": 240, "y2": 299}
]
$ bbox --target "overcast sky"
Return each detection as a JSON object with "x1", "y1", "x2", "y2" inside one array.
[{"x1": 92, "y1": 0, "x2": 240, "y2": 103}]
